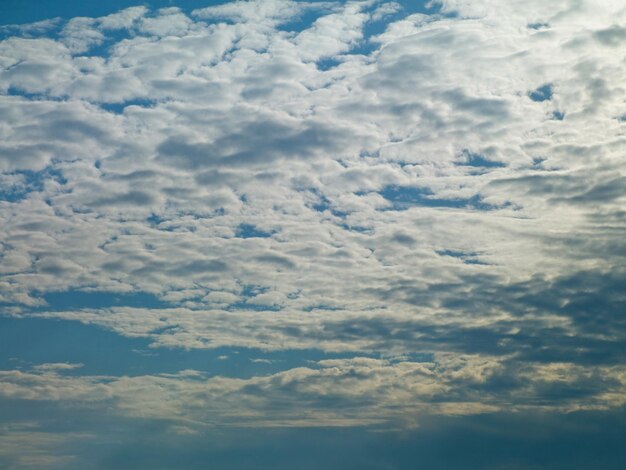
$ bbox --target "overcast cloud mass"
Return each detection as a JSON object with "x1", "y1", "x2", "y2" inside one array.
[{"x1": 1, "y1": 0, "x2": 625, "y2": 468}]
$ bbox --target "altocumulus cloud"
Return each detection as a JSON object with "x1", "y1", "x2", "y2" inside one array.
[{"x1": 1, "y1": 0, "x2": 626, "y2": 468}]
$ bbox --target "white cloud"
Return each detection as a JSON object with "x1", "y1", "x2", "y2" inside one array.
[
  {"x1": 60, "y1": 17, "x2": 104, "y2": 54},
  {"x1": 1, "y1": 356, "x2": 625, "y2": 429},
  {"x1": 98, "y1": 6, "x2": 148, "y2": 30},
  {"x1": 0, "y1": 0, "x2": 625, "y2": 433}
]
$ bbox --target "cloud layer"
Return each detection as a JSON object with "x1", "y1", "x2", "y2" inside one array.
[{"x1": 0, "y1": 0, "x2": 625, "y2": 466}]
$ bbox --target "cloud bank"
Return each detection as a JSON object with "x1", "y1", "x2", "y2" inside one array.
[{"x1": 0, "y1": 0, "x2": 625, "y2": 467}]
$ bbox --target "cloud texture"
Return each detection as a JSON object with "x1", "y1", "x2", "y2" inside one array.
[{"x1": 0, "y1": 0, "x2": 625, "y2": 467}]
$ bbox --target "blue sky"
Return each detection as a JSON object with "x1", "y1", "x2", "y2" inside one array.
[
  {"x1": 0, "y1": 0, "x2": 434, "y2": 27},
  {"x1": 0, "y1": 0, "x2": 225, "y2": 25},
  {"x1": 1, "y1": 0, "x2": 625, "y2": 468}
]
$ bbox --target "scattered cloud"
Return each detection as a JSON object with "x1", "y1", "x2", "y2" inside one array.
[{"x1": 0, "y1": 0, "x2": 625, "y2": 465}]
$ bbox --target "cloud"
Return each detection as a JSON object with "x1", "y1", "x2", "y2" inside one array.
[
  {"x1": 0, "y1": 0, "x2": 625, "y2": 448},
  {"x1": 192, "y1": 0, "x2": 337, "y2": 26},
  {"x1": 2, "y1": 356, "x2": 624, "y2": 431},
  {"x1": 0, "y1": 423, "x2": 89, "y2": 469}
]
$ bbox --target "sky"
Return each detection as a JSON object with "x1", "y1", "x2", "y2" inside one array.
[{"x1": 0, "y1": 0, "x2": 625, "y2": 468}]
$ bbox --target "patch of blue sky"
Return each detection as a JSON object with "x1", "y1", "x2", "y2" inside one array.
[
  {"x1": 528, "y1": 22, "x2": 550, "y2": 30},
  {"x1": 529, "y1": 156, "x2": 549, "y2": 170},
  {"x1": 224, "y1": 284, "x2": 273, "y2": 311},
  {"x1": 551, "y1": 110, "x2": 565, "y2": 120},
  {"x1": 41, "y1": 290, "x2": 169, "y2": 311},
  {"x1": 377, "y1": 185, "x2": 500, "y2": 211},
  {"x1": 235, "y1": 223, "x2": 274, "y2": 239},
  {"x1": 0, "y1": 315, "x2": 157, "y2": 376},
  {"x1": 456, "y1": 150, "x2": 506, "y2": 169},
  {"x1": 100, "y1": 98, "x2": 157, "y2": 113},
  {"x1": 436, "y1": 249, "x2": 489, "y2": 265},
  {"x1": 4, "y1": 86, "x2": 62, "y2": 100},
  {"x1": 395, "y1": 0, "x2": 442, "y2": 15},
  {"x1": 240, "y1": 284, "x2": 268, "y2": 298},
  {"x1": 146, "y1": 212, "x2": 165, "y2": 227},
  {"x1": 315, "y1": 57, "x2": 344, "y2": 71},
  {"x1": 0, "y1": 315, "x2": 415, "y2": 378},
  {"x1": 309, "y1": 191, "x2": 348, "y2": 217},
  {"x1": 0, "y1": 0, "x2": 230, "y2": 27},
  {"x1": 529, "y1": 83, "x2": 554, "y2": 102},
  {"x1": 9, "y1": 285, "x2": 291, "y2": 315},
  {"x1": 0, "y1": 167, "x2": 66, "y2": 203},
  {"x1": 312, "y1": 197, "x2": 331, "y2": 212},
  {"x1": 145, "y1": 213, "x2": 210, "y2": 232}
]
